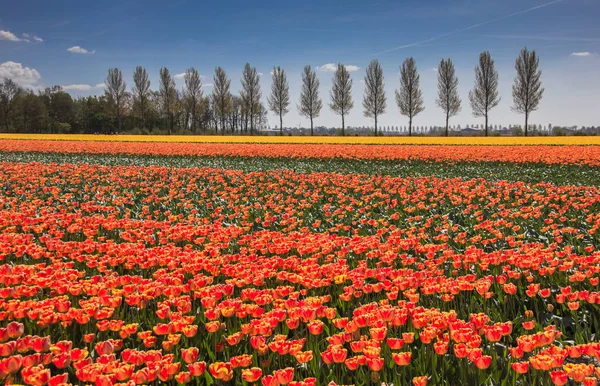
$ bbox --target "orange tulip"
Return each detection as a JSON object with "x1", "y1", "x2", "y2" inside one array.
[
  {"x1": 367, "y1": 357, "x2": 384, "y2": 371},
  {"x1": 188, "y1": 361, "x2": 207, "y2": 377},
  {"x1": 413, "y1": 376, "x2": 428, "y2": 386},
  {"x1": 511, "y1": 361, "x2": 529, "y2": 374},
  {"x1": 474, "y1": 355, "x2": 492, "y2": 370},
  {"x1": 209, "y1": 362, "x2": 233, "y2": 381},
  {"x1": 307, "y1": 320, "x2": 324, "y2": 335},
  {"x1": 242, "y1": 367, "x2": 263, "y2": 382},
  {"x1": 274, "y1": 367, "x2": 294, "y2": 385},
  {"x1": 181, "y1": 347, "x2": 199, "y2": 364},
  {"x1": 550, "y1": 370, "x2": 568, "y2": 385},
  {"x1": 295, "y1": 351, "x2": 313, "y2": 363},
  {"x1": 386, "y1": 338, "x2": 405, "y2": 350},
  {"x1": 392, "y1": 352, "x2": 412, "y2": 366},
  {"x1": 261, "y1": 375, "x2": 280, "y2": 386}
]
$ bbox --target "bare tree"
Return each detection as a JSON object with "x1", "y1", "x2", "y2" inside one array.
[
  {"x1": 329, "y1": 64, "x2": 353, "y2": 136},
  {"x1": 183, "y1": 67, "x2": 203, "y2": 133},
  {"x1": 512, "y1": 48, "x2": 544, "y2": 137},
  {"x1": 253, "y1": 102, "x2": 268, "y2": 131},
  {"x1": 396, "y1": 57, "x2": 424, "y2": 136},
  {"x1": 363, "y1": 59, "x2": 387, "y2": 136},
  {"x1": 0, "y1": 78, "x2": 21, "y2": 131},
  {"x1": 212, "y1": 67, "x2": 232, "y2": 134},
  {"x1": 241, "y1": 63, "x2": 261, "y2": 135},
  {"x1": 230, "y1": 95, "x2": 242, "y2": 133},
  {"x1": 298, "y1": 65, "x2": 322, "y2": 136},
  {"x1": 469, "y1": 51, "x2": 500, "y2": 136},
  {"x1": 267, "y1": 66, "x2": 290, "y2": 135},
  {"x1": 105, "y1": 68, "x2": 127, "y2": 133},
  {"x1": 159, "y1": 67, "x2": 177, "y2": 135},
  {"x1": 435, "y1": 58, "x2": 461, "y2": 136},
  {"x1": 132, "y1": 66, "x2": 151, "y2": 130}
]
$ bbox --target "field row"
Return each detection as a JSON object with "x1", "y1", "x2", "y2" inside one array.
[
  {"x1": 2, "y1": 140, "x2": 600, "y2": 166},
  {"x1": 2, "y1": 134, "x2": 600, "y2": 145},
  {"x1": 0, "y1": 161, "x2": 599, "y2": 385}
]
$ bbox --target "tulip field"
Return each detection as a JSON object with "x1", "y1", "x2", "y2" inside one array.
[{"x1": 0, "y1": 138, "x2": 600, "y2": 386}]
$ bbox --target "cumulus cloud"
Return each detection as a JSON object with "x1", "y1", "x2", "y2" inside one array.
[
  {"x1": 318, "y1": 63, "x2": 360, "y2": 72},
  {"x1": 0, "y1": 29, "x2": 21, "y2": 41},
  {"x1": 0, "y1": 61, "x2": 42, "y2": 86},
  {"x1": 67, "y1": 45, "x2": 96, "y2": 54},
  {"x1": 61, "y1": 83, "x2": 105, "y2": 92},
  {"x1": 202, "y1": 83, "x2": 213, "y2": 88},
  {"x1": 0, "y1": 30, "x2": 43, "y2": 43},
  {"x1": 318, "y1": 63, "x2": 337, "y2": 72},
  {"x1": 570, "y1": 52, "x2": 592, "y2": 57}
]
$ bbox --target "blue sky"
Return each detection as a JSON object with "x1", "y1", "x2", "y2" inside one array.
[{"x1": 1, "y1": 0, "x2": 599, "y2": 128}]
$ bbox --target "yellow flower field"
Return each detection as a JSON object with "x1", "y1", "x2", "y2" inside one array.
[{"x1": 1, "y1": 133, "x2": 599, "y2": 145}]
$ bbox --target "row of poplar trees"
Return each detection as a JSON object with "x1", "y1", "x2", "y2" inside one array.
[
  {"x1": 100, "y1": 47, "x2": 543, "y2": 136},
  {"x1": 341, "y1": 47, "x2": 543, "y2": 137}
]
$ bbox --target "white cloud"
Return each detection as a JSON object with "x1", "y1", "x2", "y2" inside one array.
[
  {"x1": 202, "y1": 83, "x2": 213, "y2": 88},
  {"x1": 318, "y1": 63, "x2": 359, "y2": 72},
  {"x1": 61, "y1": 83, "x2": 105, "y2": 92},
  {"x1": 67, "y1": 46, "x2": 96, "y2": 54},
  {"x1": 0, "y1": 61, "x2": 41, "y2": 86},
  {"x1": 0, "y1": 30, "x2": 42, "y2": 43},
  {"x1": 570, "y1": 52, "x2": 592, "y2": 57},
  {"x1": 176, "y1": 73, "x2": 207, "y2": 80},
  {"x1": 432, "y1": 68, "x2": 438, "y2": 72},
  {"x1": 0, "y1": 30, "x2": 21, "y2": 41},
  {"x1": 258, "y1": 72, "x2": 264, "y2": 76},
  {"x1": 318, "y1": 63, "x2": 337, "y2": 72}
]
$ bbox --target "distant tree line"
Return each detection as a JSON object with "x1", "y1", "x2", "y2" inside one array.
[{"x1": 0, "y1": 48, "x2": 547, "y2": 136}]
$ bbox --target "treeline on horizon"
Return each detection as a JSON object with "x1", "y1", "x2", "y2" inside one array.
[{"x1": 0, "y1": 47, "x2": 583, "y2": 137}]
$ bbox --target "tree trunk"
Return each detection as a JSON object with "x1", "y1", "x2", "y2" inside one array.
[
  {"x1": 250, "y1": 108, "x2": 254, "y2": 135},
  {"x1": 485, "y1": 113, "x2": 488, "y2": 137},
  {"x1": 525, "y1": 114, "x2": 528, "y2": 137},
  {"x1": 310, "y1": 117, "x2": 314, "y2": 136},
  {"x1": 280, "y1": 113, "x2": 283, "y2": 136},
  {"x1": 409, "y1": 117, "x2": 412, "y2": 137},
  {"x1": 374, "y1": 116, "x2": 378, "y2": 136},
  {"x1": 445, "y1": 113, "x2": 449, "y2": 137},
  {"x1": 141, "y1": 105, "x2": 145, "y2": 130},
  {"x1": 341, "y1": 114, "x2": 345, "y2": 136}
]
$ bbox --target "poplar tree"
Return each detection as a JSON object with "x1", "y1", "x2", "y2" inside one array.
[
  {"x1": 363, "y1": 59, "x2": 387, "y2": 136},
  {"x1": 512, "y1": 48, "x2": 544, "y2": 136},
  {"x1": 329, "y1": 64, "x2": 353, "y2": 136}
]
